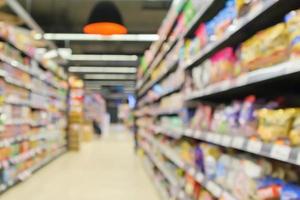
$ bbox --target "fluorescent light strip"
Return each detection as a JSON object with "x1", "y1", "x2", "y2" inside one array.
[
  {"x1": 42, "y1": 33, "x2": 159, "y2": 42},
  {"x1": 68, "y1": 66, "x2": 136, "y2": 73},
  {"x1": 84, "y1": 74, "x2": 136, "y2": 80},
  {"x1": 69, "y1": 54, "x2": 138, "y2": 61}
]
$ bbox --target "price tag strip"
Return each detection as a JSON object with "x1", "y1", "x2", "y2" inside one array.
[
  {"x1": 222, "y1": 135, "x2": 232, "y2": 147},
  {"x1": 246, "y1": 140, "x2": 263, "y2": 154},
  {"x1": 194, "y1": 130, "x2": 202, "y2": 139},
  {"x1": 213, "y1": 134, "x2": 221, "y2": 144},
  {"x1": 206, "y1": 181, "x2": 223, "y2": 197},
  {"x1": 271, "y1": 145, "x2": 291, "y2": 162},
  {"x1": 195, "y1": 172, "x2": 204, "y2": 183},
  {"x1": 296, "y1": 151, "x2": 300, "y2": 165},
  {"x1": 232, "y1": 137, "x2": 245, "y2": 149}
]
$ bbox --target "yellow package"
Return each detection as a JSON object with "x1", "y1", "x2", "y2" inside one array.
[
  {"x1": 236, "y1": 0, "x2": 253, "y2": 17},
  {"x1": 289, "y1": 114, "x2": 300, "y2": 145},
  {"x1": 257, "y1": 108, "x2": 298, "y2": 142},
  {"x1": 240, "y1": 23, "x2": 289, "y2": 71}
]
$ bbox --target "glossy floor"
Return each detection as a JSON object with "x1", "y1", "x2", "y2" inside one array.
[{"x1": 0, "y1": 126, "x2": 160, "y2": 200}]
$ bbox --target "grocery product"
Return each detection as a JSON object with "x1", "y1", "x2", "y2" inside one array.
[
  {"x1": 136, "y1": 1, "x2": 300, "y2": 199},
  {"x1": 239, "y1": 23, "x2": 289, "y2": 71},
  {"x1": 257, "y1": 108, "x2": 300, "y2": 142}
]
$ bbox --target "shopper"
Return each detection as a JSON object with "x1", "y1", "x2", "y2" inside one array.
[{"x1": 93, "y1": 120, "x2": 102, "y2": 137}]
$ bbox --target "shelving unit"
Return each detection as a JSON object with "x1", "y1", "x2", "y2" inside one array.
[
  {"x1": 136, "y1": 0, "x2": 300, "y2": 199},
  {"x1": 0, "y1": 22, "x2": 68, "y2": 194},
  {"x1": 139, "y1": 131, "x2": 237, "y2": 200}
]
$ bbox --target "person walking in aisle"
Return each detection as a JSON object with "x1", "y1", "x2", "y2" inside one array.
[{"x1": 93, "y1": 120, "x2": 102, "y2": 137}]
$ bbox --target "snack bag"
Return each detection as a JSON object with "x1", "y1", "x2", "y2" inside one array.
[
  {"x1": 289, "y1": 113, "x2": 300, "y2": 146},
  {"x1": 240, "y1": 23, "x2": 289, "y2": 71},
  {"x1": 285, "y1": 9, "x2": 300, "y2": 58},
  {"x1": 210, "y1": 47, "x2": 236, "y2": 83},
  {"x1": 256, "y1": 108, "x2": 298, "y2": 142},
  {"x1": 281, "y1": 183, "x2": 300, "y2": 200},
  {"x1": 239, "y1": 95, "x2": 258, "y2": 137},
  {"x1": 256, "y1": 177, "x2": 285, "y2": 200}
]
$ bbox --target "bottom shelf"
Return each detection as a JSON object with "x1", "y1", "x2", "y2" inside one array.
[
  {"x1": 141, "y1": 156, "x2": 170, "y2": 200},
  {"x1": 0, "y1": 147, "x2": 67, "y2": 193}
]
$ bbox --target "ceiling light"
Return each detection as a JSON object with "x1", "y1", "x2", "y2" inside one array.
[
  {"x1": 42, "y1": 33, "x2": 159, "y2": 42},
  {"x1": 68, "y1": 66, "x2": 136, "y2": 73},
  {"x1": 69, "y1": 54, "x2": 138, "y2": 61},
  {"x1": 84, "y1": 1, "x2": 127, "y2": 35},
  {"x1": 84, "y1": 74, "x2": 136, "y2": 80}
]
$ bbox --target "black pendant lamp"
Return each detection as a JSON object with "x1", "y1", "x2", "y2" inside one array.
[{"x1": 83, "y1": 1, "x2": 127, "y2": 35}]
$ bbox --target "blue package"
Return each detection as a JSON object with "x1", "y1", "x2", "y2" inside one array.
[
  {"x1": 257, "y1": 176, "x2": 285, "y2": 189},
  {"x1": 281, "y1": 183, "x2": 300, "y2": 200}
]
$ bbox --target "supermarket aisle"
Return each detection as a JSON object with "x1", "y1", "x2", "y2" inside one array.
[{"x1": 0, "y1": 126, "x2": 160, "y2": 200}]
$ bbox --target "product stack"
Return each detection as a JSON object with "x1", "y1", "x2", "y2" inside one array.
[
  {"x1": 68, "y1": 76, "x2": 84, "y2": 151},
  {"x1": 136, "y1": 0, "x2": 300, "y2": 199},
  {"x1": 0, "y1": 23, "x2": 68, "y2": 192}
]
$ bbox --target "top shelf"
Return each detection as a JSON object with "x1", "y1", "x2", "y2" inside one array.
[
  {"x1": 0, "y1": 32, "x2": 67, "y2": 81},
  {"x1": 183, "y1": 0, "x2": 300, "y2": 70},
  {"x1": 137, "y1": 0, "x2": 217, "y2": 93},
  {"x1": 137, "y1": 0, "x2": 187, "y2": 88}
]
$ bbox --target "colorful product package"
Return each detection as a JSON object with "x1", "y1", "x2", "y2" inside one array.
[
  {"x1": 195, "y1": 23, "x2": 207, "y2": 49},
  {"x1": 257, "y1": 177, "x2": 285, "y2": 200},
  {"x1": 281, "y1": 183, "x2": 300, "y2": 200},
  {"x1": 210, "y1": 47, "x2": 237, "y2": 83},
  {"x1": 289, "y1": 113, "x2": 300, "y2": 146},
  {"x1": 256, "y1": 108, "x2": 300, "y2": 142},
  {"x1": 240, "y1": 23, "x2": 289, "y2": 71},
  {"x1": 238, "y1": 95, "x2": 258, "y2": 137},
  {"x1": 285, "y1": 9, "x2": 300, "y2": 59}
]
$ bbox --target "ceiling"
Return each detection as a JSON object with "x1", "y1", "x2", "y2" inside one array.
[
  {"x1": 19, "y1": 0, "x2": 170, "y2": 33},
  {"x1": 16, "y1": 0, "x2": 170, "y2": 101},
  {"x1": 18, "y1": 0, "x2": 169, "y2": 54}
]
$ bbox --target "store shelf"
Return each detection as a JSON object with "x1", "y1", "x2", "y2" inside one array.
[
  {"x1": 185, "y1": 166, "x2": 236, "y2": 200},
  {"x1": 138, "y1": 84, "x2": 182, "y2": 107},
  {"x1": 143, "y1": 124, "x2": 300, "y2": 167},
  {"x1": 5, "y1": 118, "x2": 32, "y2": 125},
  {"x1": 140, "y1": 131, "x2": 185, "y2": 168},
  {"x1": 140, "y1": 132, "x2": 236, "y2": 200},
  {"x1": 138, "y1": 60, "x2": 178, "y2": 97},
  {"x1": 0, "y1": 147, "x2": 66, "y2": 193},
  {"x1": 5, "y1": 98, "x2": 30, "y2": 106},
  {"x1": 136, "y1": 108, "x2": 182, "y2": 118},
  {"x1": 151, "y1": 125, "x2": 183, "y2": 139},
  {"x1": 141, "y1": 45, "x2": 177, "y2": 90},
  {"x1": 182, "y1": 129, "x2": 300, "y2": 166},
  {"x1": 180, "y1": 0, "x2": 215, "y2": 38},
  {"x1": 142, "y1": 144, "x2": 180, "y2": 187},
  {"x1": 138, "y1": 0, "x2": 216, "y2": 91},
  {"x1": 0, "y1": 133, "x2": 56, "y2": 148},
  {"x1": 0, "y1": 53, "x2": 63, "y2": 90},
  {"x1": 141, "y1": 157, "x2": 170, "y2": 200},
  {"x1": 137, "y1": 0, "x2": 187, "y2": 89},
  {"x1": 1, "y1": 36, "x2": 67, "y2": 81},
  {"x1": 183, "y1": 0, "x2": 279, "y2": 70},
  {"x1": 5, "y1": 76, "x2": 31, "y2": 90},
  {"x1": 185, "y1": 59, "x2": 300, "y2": 101},
  {"x1": 153, "y1": 108, "x2": 182, "y2": 117}
]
